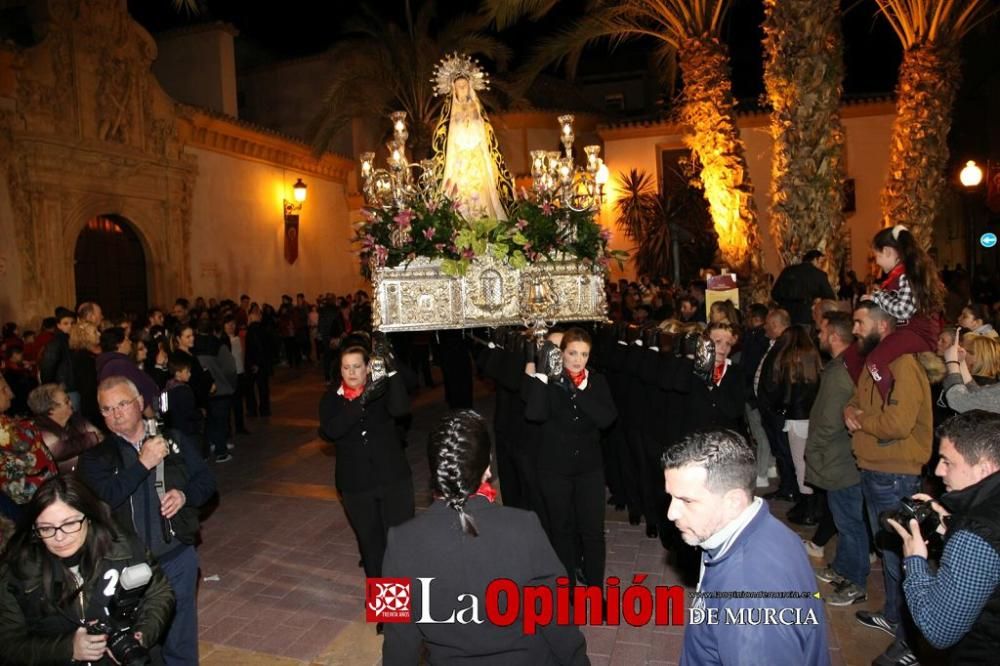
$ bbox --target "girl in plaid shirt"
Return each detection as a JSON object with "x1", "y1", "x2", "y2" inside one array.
[{"x1": 865, "y1": 225, "x2": 944, "y2": 400}]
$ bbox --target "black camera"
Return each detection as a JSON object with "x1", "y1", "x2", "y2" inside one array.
[
  {"x1": 878, "y1": 497, "x2": 941, "y2": 536},
  {"x1": 87, "y1": 563, "x2": 154, "y2": 666}
]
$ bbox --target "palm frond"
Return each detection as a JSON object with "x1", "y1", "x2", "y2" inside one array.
[
  {"x1": 170, "y1": 0, "x2": 201, "y2": 15},
  {"x1": 875, "y1": 0, "x2": 998, "y2": 47},
  {"x1": 481, "y1": 0, "x2": 561, "y2": 30},
  {"x1": 512, "y1": 8, "x2": 662, "y2": 93}
]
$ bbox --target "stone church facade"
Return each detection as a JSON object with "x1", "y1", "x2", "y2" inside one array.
[{"x1": 0, "y1": 0, "x2": 357, "y2": 324}]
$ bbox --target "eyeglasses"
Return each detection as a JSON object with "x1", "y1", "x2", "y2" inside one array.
[
  {"x1": 99, "y1": 397, "x2": 137, "y2": 416},
  {"x1": 34, "y1": 517, "x2": 87, "y2": 539}
]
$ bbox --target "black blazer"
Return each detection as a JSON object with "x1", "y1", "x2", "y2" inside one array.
[
  {"x1": 318, "y1": 374, "x2": 410, "y2": 493},
  {"x1": 382, "y1": 497, "x2": 589, "y2": 665},
  {"x1": 523, "y1": 371, "x2": 617, "y2": 474},
  {"x1": 672, "y1": 358, "x2": 747, "y2": 437}
]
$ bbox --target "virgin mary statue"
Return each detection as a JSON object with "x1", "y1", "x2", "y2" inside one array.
[{"x1": 431, "y1": 53, "x2": 514, "y2": 221}]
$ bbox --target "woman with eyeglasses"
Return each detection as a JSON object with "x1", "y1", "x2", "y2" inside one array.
[
  {"x1": 0, "y1": 475, "x2": 174, "y2": 664},
  {"x1": 27, "y1": 383, "x2": 103, "y2": 474}
]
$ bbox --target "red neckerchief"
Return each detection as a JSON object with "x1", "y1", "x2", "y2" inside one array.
[
  {"x1": 881, "y1": 263, "x2": 906, "y2": 290},
  {"x1": 341, "y1": 381, "x2": 364, "y2": 401},
  {"x1": 712, "y1": 362, "x2": 726, "y2": 385},
  {"x1": 474, "y1": 481, "x2": 497, "y2": 503},
  {"x1": 566, "y1": 368, "x2": 587, "y2": 387}
]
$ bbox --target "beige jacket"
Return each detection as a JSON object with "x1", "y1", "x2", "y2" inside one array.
[{"x1": 849, "y1": 353, "x2": 933, "y2": 476}]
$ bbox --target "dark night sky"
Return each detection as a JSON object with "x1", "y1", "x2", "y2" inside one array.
[
  {"x1": 127, "y1": 0, "x2": 997, "y2": 159},
  {"x1": 128, "y1": 0, "x2": 911, "y2": 98}
]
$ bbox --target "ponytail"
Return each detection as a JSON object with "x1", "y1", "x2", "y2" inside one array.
[{"x1": 872, "y1": 225, "x2": 944, "y2": 314}]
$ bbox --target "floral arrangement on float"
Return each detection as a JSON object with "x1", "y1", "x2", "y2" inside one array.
[{"x1": 355, "y1": 53, "x2": 626, "y2": 332}]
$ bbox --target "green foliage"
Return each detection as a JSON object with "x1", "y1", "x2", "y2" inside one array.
[{"x1": 356, "y1": 196, "x2": 622, "y2": 278}]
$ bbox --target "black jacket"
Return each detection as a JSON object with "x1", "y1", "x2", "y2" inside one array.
[
  {"x1": 382, "y1": 497, "x2": 589, "y2": 665},
  {"x1": 38, "y1": 331, "x2": 74, "y2": 390},
  {"x1": 771, "y1": 262, "x2": 835, "y2": 326},
  {"x1": 741, "y1": 327, "x2": 770, "y2": 408},
  {"x1": 672, "y1": 358, "x2": 747, "y2": 437},
  {"x1": 70, "y1": 349, "x2": 100, "y2": 426},
  {"x1": 244, "y1": 322, "x2": 272, "y2": 375},
  {"x1": 758, "y1": 361, "x2": 819, "y2": 422},
  {"x1": 319, "y1": 373, "x2": 411, "y2": 493},
  {"x1": 78, "y1": 430, "x2": 216, "y2": 559},
  {"x1": 523, "y1": 370, "x2": 617, "y2": 474},
  {"x1": 0, "y1": 533, "x2": 175, "y2": 665}
]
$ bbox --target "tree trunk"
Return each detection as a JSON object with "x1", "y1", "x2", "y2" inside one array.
[
  {"x1": 881, "y1": 44, "x2": 961, "y2": 249},
  {"x1": 678, "y1": 37, "x2": 763, "y2": 293},
  {"x1": 762, "y1": 0, "x2": 847, "y2": 285}
]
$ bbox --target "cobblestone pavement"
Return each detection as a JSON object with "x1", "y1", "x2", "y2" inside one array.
[{"x1": 194, "y1": 365, "x2": 923, "y2": 665}]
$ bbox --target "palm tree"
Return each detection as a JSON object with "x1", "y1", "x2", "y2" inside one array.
[
  {"x1": 762, "y1": 0, "x2": 846, "y2": 282},
  {"x1": 615, "y1": 170, "x2": 671, "y2": 280},
  {"x1": 309, "y1": 1, "x2": 511, "y2": 159},
  {"x1": 485, "y1": 0, "x2": 763, "y2": 282},
  {"x1": 874, "y1": 0, "x2": 997, "y2": 248}
]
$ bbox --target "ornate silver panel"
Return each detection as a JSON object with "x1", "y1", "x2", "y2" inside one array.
[{"x1": 373, "y1": 253, "x2": 607, "y2": 332}]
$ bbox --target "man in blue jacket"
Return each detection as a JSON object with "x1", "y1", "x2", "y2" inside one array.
[
  {"x1": 80, "y1": 376, "x2": 217, "y2": 665},
  {"x1": 663, "y1": 429, "x2": 830, "y2": 665}
]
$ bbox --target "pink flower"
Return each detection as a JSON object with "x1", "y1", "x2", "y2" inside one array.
[
  {"x1": 434, "y1": 243, "x2": 447, "y2": 253},
  {"x1": 599, "y1": 228, "x2": 612, "y2": 241},
  {"x1": 361, "y1": 234, "x2": 375, "y2": 249},
  {"x1": 426, "y1": 199, "x2": 439, "y2": 213},
  {"x1": 462, "y1": 248, "x2": 475, "y2": 260},
  {"x1": 361, "y1": 208, "x2": 377, "y2": 222},
  {"x1": 523, "y1": 242, "x2": 533, "y2": 252},
  {"x1": 541, "y1": 202, "x2": 554, "y2": 216},
  {"x1": 423, "y1": 227, "x2": 436, "y2": 240},
  {"x1": 374, "y1": 244, "x2": 389, "y2": 267},
  {"x1": 393, "y1": 210, "x2": 415, "y2": 229},
  {"x1": 515, "y1": 218, "x2": 529, "y2": 231}
]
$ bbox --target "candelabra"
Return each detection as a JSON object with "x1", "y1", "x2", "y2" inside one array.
[
  {"x1": 359, "y1": 111, "x2": 436, "y2": 214},
  {"x1": 530, "y1": 115, "x2": 610, "y2": 213}
]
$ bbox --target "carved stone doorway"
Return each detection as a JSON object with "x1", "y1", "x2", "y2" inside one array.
[{"x1": 74, "y1": 215, "x2": 148, "y2": 318}]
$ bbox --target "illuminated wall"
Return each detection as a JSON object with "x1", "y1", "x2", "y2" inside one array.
[
  {"x1": 185, "y1": 146, "x2": 365, "y2": 304},
  {"x1": 600, "y1": 100, "x2": 899, "y2": 281}
]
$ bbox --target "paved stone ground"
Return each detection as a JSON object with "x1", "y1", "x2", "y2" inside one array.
[{"x1": 193, "y1": 365, "x2": 918, "y2": 665}]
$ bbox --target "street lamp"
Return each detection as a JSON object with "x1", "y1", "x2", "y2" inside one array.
[
  {"x1": 960, "y1": 161, "x2": 985, "y2": 283},
  {"x1": 960, "y1": 160, "x2": 984, "y2": 188}
]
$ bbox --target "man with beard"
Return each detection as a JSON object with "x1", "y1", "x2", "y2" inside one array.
[
  {"x1": 663, "y1": 429, "x2": 829, "y2": 665},
  {"x1": 843, "y1": 301, "x2": 932, "y2": 666}
]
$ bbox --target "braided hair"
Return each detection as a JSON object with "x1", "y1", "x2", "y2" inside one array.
[{"x1": 427, "y1": 409, "x2": 492, "y2": 537}]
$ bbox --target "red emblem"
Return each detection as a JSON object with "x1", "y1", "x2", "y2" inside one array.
[{"x1": 366, "y1": 577, "x2": 412, "y2": 623}]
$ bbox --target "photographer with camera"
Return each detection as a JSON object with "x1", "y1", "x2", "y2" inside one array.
[
  {"x1": 885, "y1": 410, "x2": 1000, "y2": 663},
  {"x1": 0, "y1": 475, "x2": 174, "y2": 665},
  {"x1": 79, "y1": 376, "x2": 216, "y2": 665}
]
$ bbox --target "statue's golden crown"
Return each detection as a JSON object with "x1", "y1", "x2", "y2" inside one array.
[{"x1": 432, "y1": 52, "x2": 489, "y2": 97}]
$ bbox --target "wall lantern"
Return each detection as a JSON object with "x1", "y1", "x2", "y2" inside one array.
[
  {"x1": 283, "y1": 178, "x2": 307, "y2": 265},
  {"x1": 960, "y1": 160, "x2": 984, "y2": 188}
]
